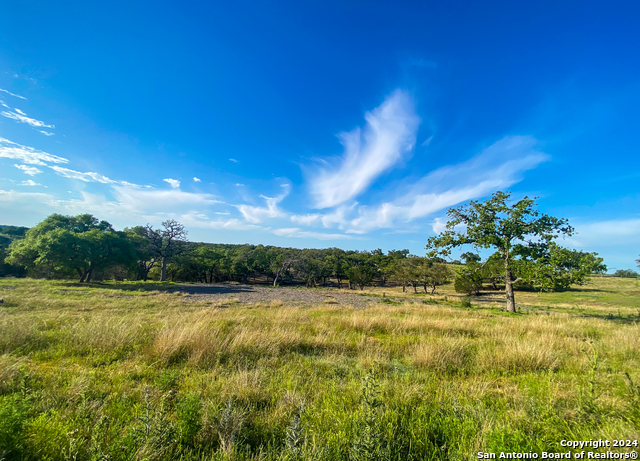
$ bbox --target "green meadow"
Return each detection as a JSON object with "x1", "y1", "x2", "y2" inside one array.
[{"x1": 0, "y1": 276, "x2": 639, "y2": 460}]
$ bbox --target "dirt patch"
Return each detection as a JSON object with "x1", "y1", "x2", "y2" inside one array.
[{"x1": 170, "y1": 283, "x2": 395, "y2": 308}]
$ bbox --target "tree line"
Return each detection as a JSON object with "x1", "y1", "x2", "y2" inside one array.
[{"x1": 3, "y1": 191, "x2": 632, "y2": 312}]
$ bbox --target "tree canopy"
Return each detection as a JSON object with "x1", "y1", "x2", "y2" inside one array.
[{"x1": 425, "y1": 191, "x2": 600, "y2": 312}]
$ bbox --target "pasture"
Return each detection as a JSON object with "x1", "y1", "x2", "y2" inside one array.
[{"x1": 0, "y1": 276, "x2": 638, "y2": 460}]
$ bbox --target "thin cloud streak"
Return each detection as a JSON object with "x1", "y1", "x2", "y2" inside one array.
[
  {"x1": 0, "y1": 137, "x2": 68, "y2": 165},
  {"x1": 0, "y1": 88, "x2": 26, "y2": 100},
  {"x1": 272, "y1": 227, "x2": 354, "y2": 240},
  {"x1": 307, "y1": 89, "x2": 420, "y2": 209},
  {"x1": 2, "y1": 110, "x2": 54, "y2": 128}
]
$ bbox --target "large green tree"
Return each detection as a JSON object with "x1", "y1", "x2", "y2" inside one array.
[
  {"x1": 426, "y1": 191, "x2": 574, "y2": 312},
  {"x1": 7, "y1": 214, "x2": 135, "y2": 282}
]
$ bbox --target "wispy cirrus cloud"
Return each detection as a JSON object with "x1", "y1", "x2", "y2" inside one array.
[
  {"x1": 347, "y1": 135, "x2": 548, "y2": 231},
  {"x1": 0, "y1": 137, "x2": 68, "y2": 165},
  {"x1": 2, "y1": 109, "x2": 54, "y2": 129},
  {"x1": 0, "y1": 88, "x2": 26, "y2": 100},
  {"x1": 20, "y1": 180, "x2": 40, "y2": 186},
  {"x1": 307, "y1": 89, "x2": 420, "y2": 209},
  {"x1": 15, "y1": 164, "x2": 43, "y2": 176},
  {"x1": 291, "y1": 136, "x2": 548, "y2": 233},
  {"x1": 272, "y1": 227, "x2": 354, "y2": 240},
  {"x1": 50, "y1": 166, "x2": 116, "y2": 184},
  {"x1": 237, "y1": 184, "x2": 290, "y2": 223},
  {"x1": 566, "y1": 218, "x2": 640, "y2": 248},
  {"x1": 39, "y1": 130, "x2": 55, "y2": 136}
]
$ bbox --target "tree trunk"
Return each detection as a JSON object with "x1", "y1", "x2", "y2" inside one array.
[
  {"x1": 161, "y1": 256, "x2": 168, "y2": 282},
  {"x1": 402, "y1": 285, "x2": 405, "y2": 292},
  {"x1": 77, "y1": 268, "x2": 86, "y2": 283},
  {"x1": 505, "y1": 268, "x2": 516, "y2": 313},
  {"x1": 85, "y1": 267, "x2": 93, "y2": 283},
  {"x1": 413, "y1": 284, "x2": 417, "y2": 293}
]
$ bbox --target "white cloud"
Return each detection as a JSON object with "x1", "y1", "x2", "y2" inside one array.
[
  {"x1": 348, "y1": 135, "x2": 548, "y2": 231},
  {"x1": 229, "y1": 158, "x2": 239, "y2": 163},
  {"x1": 193, "y1": 177, "x2": 201, "y2": 182},
  {"x1": 566, "y1": 219, "x2": 640, "y2": 248},
  {"x1": 20, "y1": 180, "x2": 40, "y2": 186},
  {"x1": 163, "y1": 178, "x2": 180, "y2": 188},
  {"x1": 39, "y1": 130, "x2": 55, "y2": 136},
  {"x1": 431, "y1": 217, "x2": 447, "y2": 234},
  {"x1": 2, "y1": 110, "x2": 54, "y2": 128},
  {"x1": 307, "y1": 89, "x2": 420, "y2": 208},
  {"x1": 0, "y1": 137, "x2": 68, "y2": 165},
  {"x1": 111, "y1": 186, "x2": 221, "y2": 214},
  {"x1": 237, "y1": 184, "x2": 290, "y2": 223},
  {"x1": 50, "y1": 166, "x2": 115, "y2": 184},
  {"x1": 15, "y1": 164, "x2": 43, "y2": 176},
  {"x1": 179, "y1": 211, "x2": 261, "y2": 231},
  {"x1": 0, "y1": 88, "x2": 26, "y2": 100},
  {"x1": 272, "y1": 227, "x2": 354, "y2": 240},
  {"x1": 290, "y1": 213, "x2": 321, "y2": 226},
  {"x1": 235, "y1": 183, "x2": 244, "y2": 187}
]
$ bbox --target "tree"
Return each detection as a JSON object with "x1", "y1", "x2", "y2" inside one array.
[
  {"x1": 326, "y1": 248, "x2": 348, "y2": 288},
  {"x1": 460, "y1": 252, "x2": 481, "y2": 264},
  {"x1": 142, "y1": 220, "x2": 189, "y2": 282},
  {"x1": 6, "y1": 214, "x2": 135, "y2": 282},
  {"x1": 513, "y1": 244, "x2": 606, "y2": 291},
  {"x1": 0, "y1": 226, "x2": 28, "y2": 277},
  {"x1": 614, "y1": 269, "x2": 639, "y2": 278},
  {"x1": 426, "y1": 191, "x2": 574, "y2": 313},
  {"x1": 390, "y1": 257, "x2": 421, "y2": 293},
  {"x1": 270, "y1": 250, "x2": 295, "y2": 287},
  {"x1": 417, "y1": 261, "x2": 451, "y2": 294},
  {"x1": 454, "y1": 271, "x2": 483, "y2": 295},
  {"x1": 124, "y1": 226, "x2": 158, "y2": 280}
]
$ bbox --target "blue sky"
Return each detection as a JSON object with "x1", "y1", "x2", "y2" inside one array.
[{"x1": 1, "y1": 1, "x2": 639, "y2": 270}]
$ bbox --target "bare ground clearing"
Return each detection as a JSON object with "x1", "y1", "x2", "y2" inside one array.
[{"x1": 170, "y1": 283, "x2": 391, "y2": 307}]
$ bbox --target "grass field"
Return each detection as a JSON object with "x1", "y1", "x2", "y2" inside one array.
[{"x1": 0, "y1": 277, "x2": 639, "y2": 460}]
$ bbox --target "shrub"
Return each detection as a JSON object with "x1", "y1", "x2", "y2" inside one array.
[
  {"x1": 614, "y1": 269, "x2": 639, "y2": 278},
  {"x1": 454, "y1": 274, "x2": 482, "y2": 295}
]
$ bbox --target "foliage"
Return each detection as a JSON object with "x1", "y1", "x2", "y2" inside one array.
[
  {"x1": 454, "y1": 270, "x2": 483, "y2": 296},
  {"x1": 0, "y1": 225, "x2": 28, "y2": 277},
  {"x1": 513, "y1": 243, "x2": 608, "y2": 291},
  {"x1": 6, "y1": 214, "x2": 135, "y2": 282},
  {"x1": 614, "y1": 269, "x2": 639, "y2": 278},
  {"x1": 3, "y1": 211, "x2": 603, "y2": 298},
  {"x1": 426, "y1": 191, "x2": 575, "y2": 312}
]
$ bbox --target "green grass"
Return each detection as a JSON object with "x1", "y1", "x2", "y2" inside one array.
[{"x1": 0, "y1": 277, "x2": 638, "y2": 460}]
